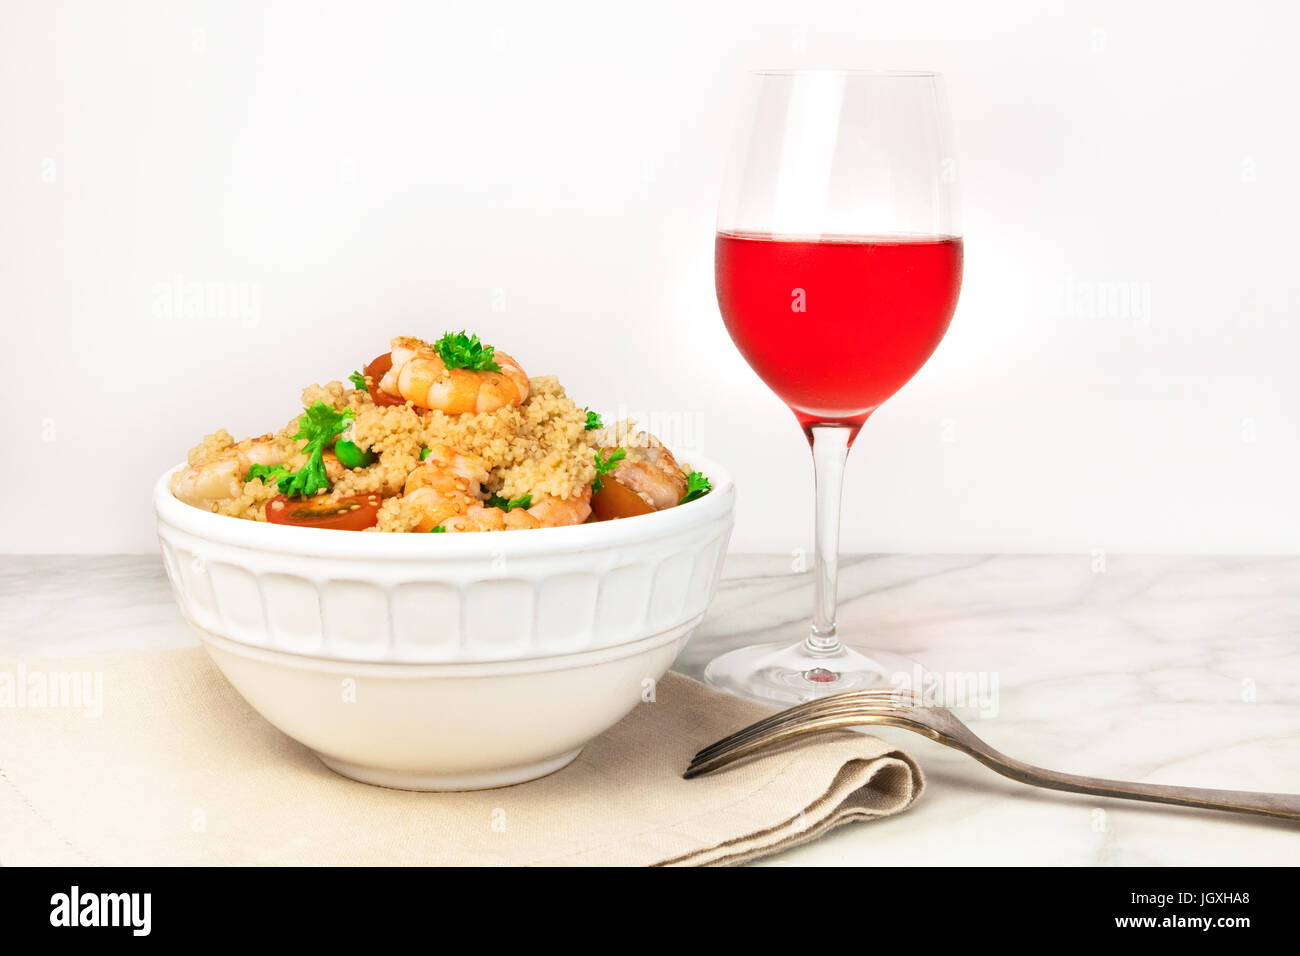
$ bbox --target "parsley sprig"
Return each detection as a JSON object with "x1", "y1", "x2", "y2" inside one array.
[
  {"x1": 591, "y1": 447, "x2": 626, "y2": 492},
  {"x1": 348, "y1": 370, "x2": 368, "y2": 391},
  {"x1": 487, "y1": 493, "x2": 533, "y2": 512},
  {"x1": 583, "y1": 408, "x2": 602, "y2": 430},
  {"x1": 430, "y1": 525, "x2": 446, "y2": 533},
  {"x1": 277, "y1": 401, "x2": 355, "y2": 498},
  {"x1": 679, "y1": 470, "x2": 712, "y2": 505},
  {"x1": 433, "y1": 331, "x2": 501, "y2": 372},
  {"x1": 244, "y1": 463, "x2": 290, "y2": 485}
]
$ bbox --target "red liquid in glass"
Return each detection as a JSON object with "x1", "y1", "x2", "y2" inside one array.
[{"x1": 715, "y1": 232, "x2": 963, "y2": 437}]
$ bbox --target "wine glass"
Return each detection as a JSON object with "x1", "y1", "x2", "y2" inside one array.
[{"x1": 707, "y1": 70, "x2": 963, "y2": 704}]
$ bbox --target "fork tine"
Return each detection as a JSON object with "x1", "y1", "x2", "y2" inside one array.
[
  {"x1": 690, "y1": 695, "x2": 900, "y2": 766},
  {"x1": 692, "y1": 689, "x2": 902, "y2": 762},
  {"x1": 685, "y1": 710, "x2": 922, "y2": 778},
  {"x1": 688, "y1": 701, "x2": 907, "y2": 777},
  {"x1": 692, "y1": 688, "x2": 898, "y2": 756},
  {"x1": 692, "y1": 694, "x2": 900, "y2": 763},
  {"x1": 688, "y1": 690, "x2": 926, "y2": 774}
]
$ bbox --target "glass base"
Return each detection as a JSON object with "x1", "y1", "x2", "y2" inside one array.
[{"x1": 704, "y1": 639, "x2": 921, "y2": 705}]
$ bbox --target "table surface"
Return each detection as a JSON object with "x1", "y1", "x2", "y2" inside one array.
[{"x1": 3, "y1": 553, "x2": 1297, "y2": 865}]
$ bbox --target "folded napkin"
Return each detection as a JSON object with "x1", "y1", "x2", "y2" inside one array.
[{"x1": 0, "y1": 649, "x2": 922, "y2": 866}]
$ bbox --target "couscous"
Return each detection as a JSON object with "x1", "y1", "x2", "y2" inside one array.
[{"x1": 170, "y1": 332, "x2": 711, "y2": 533}]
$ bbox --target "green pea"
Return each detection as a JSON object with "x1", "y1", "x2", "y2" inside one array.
[{"x1": 334, "y1": 440, "x2": 375, "y2": 469}]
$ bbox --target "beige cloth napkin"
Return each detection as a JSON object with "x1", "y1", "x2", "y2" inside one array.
[{"x1": 0, "y1": 649, "x2": 922, "y2": 866}]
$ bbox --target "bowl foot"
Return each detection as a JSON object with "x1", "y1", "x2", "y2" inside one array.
[{"x1": 314, "y1": 747, "x2": 584, "y2": 791}]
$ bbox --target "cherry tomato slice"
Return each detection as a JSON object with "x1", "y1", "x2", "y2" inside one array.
[
  {"x1": 266, "y1": 493, "x2": 382, "y2": 531},
  {"x1": 363, "y1": 352, "x2": 407, "y2": 407},
  {"x1": 590, "y1": 477, "x2": 655, "y2": 521}
]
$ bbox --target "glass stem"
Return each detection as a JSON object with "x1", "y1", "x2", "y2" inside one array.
[{"x1": 807, "y1": 424, "x2": 852, "y2": 656}]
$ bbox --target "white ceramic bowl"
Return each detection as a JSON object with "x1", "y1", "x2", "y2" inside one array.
[{"x1": 154, "y1": 456, "x2": 734, "y2": 789}]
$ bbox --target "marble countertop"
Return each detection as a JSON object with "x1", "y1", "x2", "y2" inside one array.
[{"x1": 3, "y1": 553, "x2": 1297, "y2": 865}]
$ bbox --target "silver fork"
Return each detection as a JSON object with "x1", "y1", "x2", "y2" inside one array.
[{"x1": 685, "y1": 689, "x2": 1300, "y2": 821}]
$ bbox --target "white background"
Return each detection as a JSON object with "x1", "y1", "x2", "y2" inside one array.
[{"x1": 3, "y1": 0, "x2": 1297, "y2": 555}]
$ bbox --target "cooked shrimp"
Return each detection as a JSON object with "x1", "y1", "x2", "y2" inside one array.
[
  {"x1": 601, "y1": 432, "x2": 687, "y2": 510},
  {"x1": 378, "y1": 335, "x2": 529, "y2": 414},
  {"x1": 171, "y1": 435, "x2": 348, "y2": 510},
  {"x1": 445, "y1": 487, "x2": 591, "y2": 532},
  {"x1": 402, "y1": 443, "x2": 487, "y2": 531},
  {"x1": 443, "y1": 505, "x2": 539, "y2": 533},
  {"x1": 403, "y1": 443, "x2": 591, "y2": 532},
  {"x1": 171, "y1": 434, "x2": 283, "y2": 509},
  {"x1": 522, "y1": 486, "x2": 592, "y2": 527},
  {"x1": 319, "y1": 450, "x2": 350, "y2": 481}
]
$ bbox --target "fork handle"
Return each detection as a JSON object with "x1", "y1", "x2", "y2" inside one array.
[{"x1": 961, "y1": 745, "x2": 1300, "y2": 821}]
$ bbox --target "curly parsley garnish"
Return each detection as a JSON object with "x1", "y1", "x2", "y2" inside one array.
[
  {"x1": 348, "y1": 370, "x2": 368, "y2": 391},
  {"x1": 679, "y1": 470, "x2": 712, "y2": 505},
  {"x1": 591, "y1": 447, "x2": 626, "y2": 492},
  {"x1": 584, "y1": 408, "x2": 603, "y2": 430},
  {"x1": 487, "y1": 493, "x2": 533, "y2": 512},
  {"x1": 433, "y1": 331, "x2": 501, "y2": 372},
  {"x1": 277, "y1": 401, "x2": 355, "y2": 498},
  {"x1": 244, "y1": 463, "x2": 290, "y2": 485}
]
